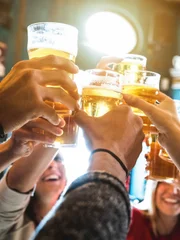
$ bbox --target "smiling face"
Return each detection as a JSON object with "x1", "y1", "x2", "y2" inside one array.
[
  {"x1": 155, "y1": 182, "x2": 180, "y2": 217},
  {"x1": 35, "y1": 159, "x2": 67, "y2": 201}
]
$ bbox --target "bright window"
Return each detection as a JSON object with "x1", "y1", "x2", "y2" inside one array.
[{"x1": 86, "y1": 11, "x2": 137, "y2": 56}]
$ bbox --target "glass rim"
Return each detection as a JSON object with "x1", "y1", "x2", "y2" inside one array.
[
  {"x1": 85, "y1": 68, "x2": 122, "y2": 77},
  {"x1": 124, "y1": 70, "x2": 161, "y2": 78},
  {"x1": 27, "y1": 21, "x2": 78, "y2": 33},
  {"x1": 123, "y1": 53, "x2": 147, "y2": 61}
]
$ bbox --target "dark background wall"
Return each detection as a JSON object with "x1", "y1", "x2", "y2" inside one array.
[{"x1": 1, "y1": 0, "x2": 180, "y2": 96}]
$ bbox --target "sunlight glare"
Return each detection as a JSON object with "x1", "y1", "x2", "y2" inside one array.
[{"x1": 86, "y1": 12, "x2": 137, "y2": 55}]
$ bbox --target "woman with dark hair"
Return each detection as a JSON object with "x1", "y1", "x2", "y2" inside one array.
[
  {"x1": 0, "y1": 117, "x2": 67, "y2": 239},
  {"x1": 26, "y1": 154, "x2": 67, "y2": 226},
  {"x1": 0, "y1": 145, "x2": 67, "y2": 239}
]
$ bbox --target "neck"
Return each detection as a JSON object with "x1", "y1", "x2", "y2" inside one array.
[
  {"x1": 33, "y1": 195, "x2": 58, "y2": 224},
  {"x1": 156, "y1": 211, "x2": 178, "y2": 235}
]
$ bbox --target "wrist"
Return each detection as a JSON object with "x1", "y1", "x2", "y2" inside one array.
[
  {"x1": 0, "y1": 138, "x2": 20, "y2": 161},
  {"x1": 4, "y1": 137, "x2": 23, "y2": 160},
  {"x1": 91, "y1": 142, "x2": 126, "y2": 163},
  {"x1": 88, "y1": 151, "x2": 126, "y2": 184},
  {"x1": 0, "y1": 138, "x2": 23, "y2": 173}
]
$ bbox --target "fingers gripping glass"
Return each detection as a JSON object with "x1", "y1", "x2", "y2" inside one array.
[{"x1": 27, "y1": 22, "x2": 79, "y2": 148}]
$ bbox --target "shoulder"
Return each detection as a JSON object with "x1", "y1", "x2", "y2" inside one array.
[
  {"x1": 131, "y1": 207, "x2": 145, "y2": 218},
  {"x1": 130, "y1": 207, "x2": 149, "y2": 227},
  {"x1": 127, "y1": 208, "x2": 152, "y2": 240}
]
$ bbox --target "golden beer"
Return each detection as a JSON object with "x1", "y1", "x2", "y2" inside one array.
[
  {"x1": 28, "y1": 48, "x2": 75, "y2": 85},
  {"x1": 28, "y1": 48, "x2": 78, "y2": 147},
  {"x1": 111, "y1": 54, "x2": 147, "y2": 74},
  {"x1": 114, "y1": 61, "x2": 145, "y2": 75},
  {"x1": 82, "y1": 86, "x2": 123, "y2": 117},
  {"x1": 28, "y1": 48, "x2": 76, "y2": 62},
  {"x1": 158, "y1": 99, "x2": 180, "y2": 161},
  {"x1": 146, "y1": 141, "x2": 179, "y2": 182},
  {"x1": 27, "y1": 22, "x2": 78, "y2": 147},
  {"x1": 122, "y1": 84, "x2": 159, "y2": 133}
]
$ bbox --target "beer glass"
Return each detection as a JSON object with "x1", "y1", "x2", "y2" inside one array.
[
  {"x1": 27, "y1": 22, "x2": 78, "y2": 147},
  {"x1": 80, "y1": 69, "x2": 123, "y2": 117},
  {"x1": 146, "y1": 134, "x2": 179, "y2": 182},
  {"x1": 123, "y1": 70, "x2": 160, "y2": 133},
  {"x1": 145, "y1": 99, "x2": 180, "y2": 182},
  {"x1": 159, "y1": 99, "x2": 180, "y2": 161},
  {"x1": 110, "y1": 54, "x2": 147, "y2": 74}
]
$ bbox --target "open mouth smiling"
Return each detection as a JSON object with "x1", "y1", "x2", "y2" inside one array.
[
  {"x1": 42, "y1": 173, "x2": 61, "y2": 182},
  {"x1": 163, "y1": 198, "x2": 180, "y2": 205}
]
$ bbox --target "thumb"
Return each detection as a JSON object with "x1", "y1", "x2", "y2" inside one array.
[
  {"x1": 123, "y1": 93, "x2": 156, "y2": 118},
  {"x1": 40, "y1": 104, "x2": 60, "y2": 126},
  {"x1": 74, "y1": 110, "x2": 91, "y2": 127}
]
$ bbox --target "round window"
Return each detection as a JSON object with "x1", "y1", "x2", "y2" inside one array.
[{"x1": 85, "y1": 11, "x2": 137, "y2": 56}]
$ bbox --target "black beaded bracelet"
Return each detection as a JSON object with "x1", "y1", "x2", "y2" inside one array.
[
  {"x1": 90, "y1": 148, "x2": 129, "y2": 178},
  {"x1": 0, "y1": 123, "x2": 5, "y2": 139}
]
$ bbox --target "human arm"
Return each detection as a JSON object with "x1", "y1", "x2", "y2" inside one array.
[
  {"x1": 76, "y1": 106, "x2": 144, "y2": 175},
  {"x1": 33, "y1": 106, "x2": 144, "y2": 240},
  {"x1": 6, "y1": 144, "x2": 58, "y2": 194},
  {"x1": 0, "y1": 172, "x2": 32, "y2": 237},
  {"x1": 34, "y1": 172, "x2": 130, "y2": 240},
  {"x1": 123, "y1": 92, "x2": 180, "y2": 169},
  {"x1": 0, "y1": 145, "x2": 58, "y2": 238},
  {"x1": 0, "y1": 122, "x2": 60, "y2": 236},
  {"x1": 0, "y1": 117, "x2": 64, "y2": 173}
]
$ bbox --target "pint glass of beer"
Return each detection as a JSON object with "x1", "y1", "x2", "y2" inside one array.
[
  {"x1": 146, "y1": 134, "x2": 179, "y2": 182},
  {"x1": 110, "y1": 54, "x2": 147, "y2": 74},
  {"x1": 145, "y1": 99, "x2": 180, "y2": 182},
  {"x1": 27, "y1": 22, "x2": 78, "y2": 147},
  {"x1": 159, "y1": 99, "x2": 180, "y2": 161},
  {"x1": 123, "y1": 70, "x2": 160, "y2": 133},
  {"x1": 81, "y1": 69, "x2": 123, "y2": 117}
]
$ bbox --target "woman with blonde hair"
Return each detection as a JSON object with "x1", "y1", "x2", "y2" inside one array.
[{"x1": 127, "y1": 180, "x2": 180, "y2": 239}]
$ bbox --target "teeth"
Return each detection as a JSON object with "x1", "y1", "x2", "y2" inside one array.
[
  {"x1": 44, "y1": 174, "x2": 59, "y2": 181},
  {"x1": 164, "y1": 198, "x2": 178, "y2": 203}
]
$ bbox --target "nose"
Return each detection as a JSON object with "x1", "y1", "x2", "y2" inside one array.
[
  {"x1": 172, "y1": 185, "x2": 180, "y2": 195},
  {"x1": 48, "y1": 160, "x2": 58, "y2": 169}
]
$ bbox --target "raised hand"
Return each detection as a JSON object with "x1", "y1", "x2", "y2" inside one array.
[
  {"x1": 0, "y1": 55, "x2": 79, "y2": 133},
  {"x1": 75, "y1": 105, "x2": 144, "y2": 170}
]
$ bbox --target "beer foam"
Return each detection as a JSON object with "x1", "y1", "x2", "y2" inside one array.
[
  {"x1": 27, "y1": 22, "x2": 78, "y2": 57},
  {"x1": 90, "y1": 75, "x2": 122, "y2": 92},
  {"x1": 122, "y1": 77, "x2": 159, "y2": 89},
  {"x1": 83, "y1": 84, "x2": 121, "y2": 93},
  {"x1": 123, "y1": 54, "x2": 147, "y2": 66}
]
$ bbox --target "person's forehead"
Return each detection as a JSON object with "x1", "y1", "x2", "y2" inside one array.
[
  {"x1": 54, "y1": 153, "x2": 64, "y2": 162},
  {"x1": 157, "y1": 182, "x2": 174, "y2": 193},
  {"x1": 54, "y1": 158, "x2": 63, "y2": 163}
]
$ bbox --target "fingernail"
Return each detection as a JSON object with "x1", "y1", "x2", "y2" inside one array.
[
  {"x1": 74, "y1": 89, "x2": 80, "y2": 100},
  {"x1": 123, "y1": 94, "x2": 133, "y2": 100},
  {"x1": 75, "y1": 102, "x2": 80, "y2": 109},
  {"x1": 59, "y1": 118, "x2": 66, "y2": 128},
  {"x1": 54, "y1": 118, "x2": 61, "y2": 125},
  {"x1": 55, "y1": 128, "x2": 63, "y2": 136},
  {"x1": 74, "y1": 64, "x2": 79, "y2": 71},
  {"x1": 46, "y1": 136, "x2": 55, "y2": 143},
  {"x1": 72, "y1": 64, "x2": 79, "y2": 72}
]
